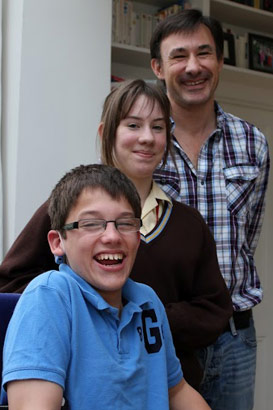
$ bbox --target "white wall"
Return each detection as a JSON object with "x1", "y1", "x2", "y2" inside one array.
[{"x1": 2, "y1": 0, "x2": 112, "y2": 254}]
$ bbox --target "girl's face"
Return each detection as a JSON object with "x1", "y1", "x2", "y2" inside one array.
[{"x1": 114, "y1": 95, "x2": 167, "y2": 182}]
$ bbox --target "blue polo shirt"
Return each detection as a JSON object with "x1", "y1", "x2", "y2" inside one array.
[{"x1": 2, "y1": 264, "x2": 183, "y2": 410}]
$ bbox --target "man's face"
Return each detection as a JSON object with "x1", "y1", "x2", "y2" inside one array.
[
  {"x1": 58, "y1": 188, "x2": 140, "y2": 305},
  {"x1": 152, "y1": 25, "x2": 223, "y2": 109}
]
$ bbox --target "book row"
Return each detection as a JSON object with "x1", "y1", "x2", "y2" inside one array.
[{"x1": 112, "y1": 0, "x2": 191, "y2": 49}]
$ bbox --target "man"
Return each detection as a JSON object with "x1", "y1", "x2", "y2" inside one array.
[{"x1": 150, "y1": 8, "x2": 270, "y2": 410}]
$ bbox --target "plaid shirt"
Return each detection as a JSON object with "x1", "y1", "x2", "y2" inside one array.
[{"x1": 154, "y1": 103, "x2": 270, "y2": 311}]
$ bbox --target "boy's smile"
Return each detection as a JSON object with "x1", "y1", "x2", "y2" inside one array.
[{"x1": 50, "y1": 187, "x2": 140, "y2": 309}]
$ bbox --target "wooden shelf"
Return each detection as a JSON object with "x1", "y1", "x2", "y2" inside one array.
[
  {"x1": 112, "y1": 43, "x2": 151, "y2": 67},
  {"x1": 132, "y1": 0, "x2": 273, "y2": 35},
  {"x1": 222, "y1": 64, "x2": 273, "y2": 88},
  {"x1": 112, "y1": 43, "x2": 273, "y2": 87},
  {"x1": 210, "y1": 0, "x2": 273, "y2": 34}
]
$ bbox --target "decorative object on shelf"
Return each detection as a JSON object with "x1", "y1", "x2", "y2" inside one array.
[
  {"x1": 235, "y1": 34, "x2": 248, "y2": 68},
  {"x1": 111, "y1": 74, "x2": 125, "y2": 82},
  {"x1": 111, "y1": 75, "x2": 125, "y2": 90},
  {"x1": 262, "y1": 0, "x2": 273, "y2": 12},
  {"x1": 223, "y1": 32, "x2": 236, "y2": 66},
  {"x1": 249, "y1": 33, "x2": 273, "y2": 74}
]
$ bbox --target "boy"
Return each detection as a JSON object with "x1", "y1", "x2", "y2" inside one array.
[{"x1": 2, "y1": 164, "x2": 210, "y2": 410}]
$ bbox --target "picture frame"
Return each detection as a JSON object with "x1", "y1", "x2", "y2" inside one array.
[
  {"x1": 223, "y1": 32, "x2": 236, "y2": 66},
  {"x1": 248, "y1": 33, "x2": 273, "y2": 75}
]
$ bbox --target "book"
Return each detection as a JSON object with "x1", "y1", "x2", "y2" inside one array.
[
  {"x1": 121, "y1": 0, "x2": 132, "y2": 44},
  {"x1": 113, "y1": 0, "x2": 121, "y2": 43},
  {"x1": 130, "y1": 11, "x2": 141, "y2": 47},
  {"x1": 140, "y1": 13, "x2": 148, "y2": 48},
  {"x1": 145, "y1": 14, "x2": 153, "y2": 49},
  {"x1": 112, "y1": 1, "x2": 187, "y2": 49},
  {"x1": 156, "y1": 4, "x2": 183, "y2": 21},
  {"x1": 235, "y1": 34, "x2": 248, "y2": 68},
  {"x1": 253, "y1": 0, "x2": 261, "y2": 8}
]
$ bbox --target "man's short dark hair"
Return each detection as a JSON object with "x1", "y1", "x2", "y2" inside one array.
[
  {"x1": 48, "y1": 164, "x2": 141, "y2": 235},
  {"x1": 150, "y1": 8, "x2": 224, "y2": 61}
]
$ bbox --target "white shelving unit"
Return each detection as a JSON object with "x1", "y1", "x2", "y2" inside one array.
[{"x1": 111, "y1": 0, "x2": 273, "y2": 85}]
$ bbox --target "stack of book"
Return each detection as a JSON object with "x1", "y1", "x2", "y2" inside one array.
[{"x1": 112, "y1": 0, "x2": 191, "y2": 49}]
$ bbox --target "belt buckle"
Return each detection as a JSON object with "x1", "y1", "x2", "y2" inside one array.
[{"x1": 229, "y1": 317, "x2": 238, "y2": 336}]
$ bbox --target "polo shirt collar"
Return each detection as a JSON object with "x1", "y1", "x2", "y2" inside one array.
[{"x1": 59, "y1": 264, "x2": 152, "y2": 312}]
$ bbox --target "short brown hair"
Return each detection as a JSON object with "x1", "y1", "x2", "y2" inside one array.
[
  {"x1": 150, "y1": 9, "x2": 224, "y2": 62},
  {"x1": 100, "y1": 79, "x2": 172, "y2": 168},
  {"x1": 48, "y1": 164, "x2": 141, "y2": 236}
]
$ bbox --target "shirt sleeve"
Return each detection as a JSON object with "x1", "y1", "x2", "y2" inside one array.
[
  {"x1": 247, "y1": 136, "x2": 270, "y2": 253},
  {"x1": 0, "y1": 200, "x2": 57, "y2": 293},
  {"x1": 2, "y1": 284, "x2": 71, "y2": 390}
]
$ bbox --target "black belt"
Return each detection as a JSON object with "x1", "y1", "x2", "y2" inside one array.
[{"x1": 225, "y1": 309, "x2": 252, "y2": 332}]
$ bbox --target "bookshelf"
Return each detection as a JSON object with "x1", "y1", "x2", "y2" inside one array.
[
  {"x1": 210, "y1": 0, "x2": 273, "y2": 33},
  {"x1": 111, "y1": 0, "x2": 273, "y2": 86}
]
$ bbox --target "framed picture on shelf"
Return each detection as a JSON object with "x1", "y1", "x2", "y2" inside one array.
[
  {"x1": 262, "y1": 0, "x2": 273, "y2": 12},
  {"x1": 223, "y1": 32, "x2": 236, "y2": 66},
  {"x1": 249, "y1": 33, "x2": 273, "y2": 74}
]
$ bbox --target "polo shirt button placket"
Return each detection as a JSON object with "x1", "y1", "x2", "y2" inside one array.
[{"x1": 117, "y1": 330, "x2": 126, "y2": 355}]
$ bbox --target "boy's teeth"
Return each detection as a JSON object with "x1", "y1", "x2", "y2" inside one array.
[{"x1": 97, "y1": 253, "x2": 123, "y2": 261}]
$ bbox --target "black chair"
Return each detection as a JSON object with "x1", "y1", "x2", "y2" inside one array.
[
  {"x1": 0, "y1": 292, "x2": 69, "y2": 409},
  {"x1": 0, "y1": 293, "x2": 20, "y2": 408}
]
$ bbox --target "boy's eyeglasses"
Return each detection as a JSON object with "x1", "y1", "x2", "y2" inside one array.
[{"x1": 62, "y1": 218, "x2": 142, "y2": 235}]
